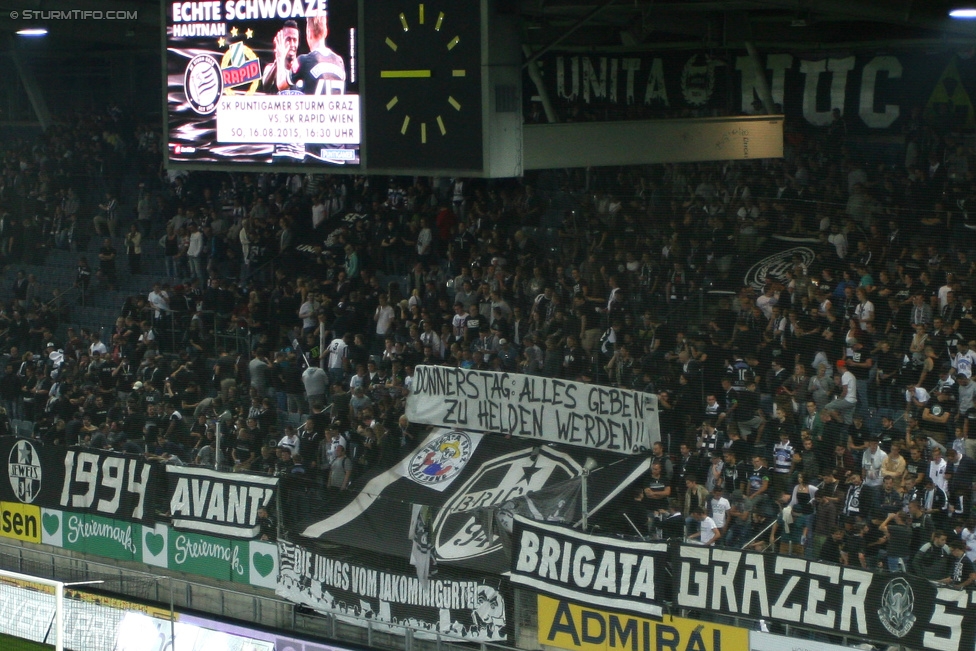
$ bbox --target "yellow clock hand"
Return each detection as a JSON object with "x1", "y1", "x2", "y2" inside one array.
[{"x1": 380, "y1": 70, "x2": 431, "y2": 78}]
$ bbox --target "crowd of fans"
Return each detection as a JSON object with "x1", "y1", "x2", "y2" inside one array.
[{"x1": 2, "y1": 104, "x2": 976, "y2": 585}]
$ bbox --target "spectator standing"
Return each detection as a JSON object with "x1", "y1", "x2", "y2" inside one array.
[{"x1": 124, "y1": 224, "x2": 142, "y2": 275}]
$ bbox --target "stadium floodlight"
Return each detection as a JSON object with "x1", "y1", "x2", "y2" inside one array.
[
  {"x1": 16, "y1": 28, "x2": 48, "y2": 36},
  {"x1": 949, "y1": 6, "x2": 976, "y2": 18}
]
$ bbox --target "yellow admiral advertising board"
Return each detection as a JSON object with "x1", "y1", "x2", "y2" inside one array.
[{"x1": 538, "y1": 596, "x2": 748, "y2": 651}]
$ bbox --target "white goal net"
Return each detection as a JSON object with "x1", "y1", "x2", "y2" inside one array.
[{"x1": 0, "y1": 568, "x2": 131, "y2": 651}]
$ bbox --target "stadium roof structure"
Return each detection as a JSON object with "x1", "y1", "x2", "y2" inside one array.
[{"x1": 0, "y1": 0, "x2": 974, "y2": 54}]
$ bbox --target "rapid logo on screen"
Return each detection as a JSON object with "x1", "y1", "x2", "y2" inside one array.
[{"x1": 7, "y1": 439, "x2": 42, "y2": 503}]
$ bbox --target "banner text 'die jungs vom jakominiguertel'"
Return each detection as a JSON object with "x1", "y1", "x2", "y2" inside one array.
[
  {"x1": 277, "y1": 541, "x2": 507, "y2": 642},
  {"x1": 406, "y1": 366, "x2": 659, "y2": 454},
  {"x1": 510, "y1": 516, "x2": 669, "y2": 618},
  {"x1": 672, "y1": 544, "x2": 976, "y2": 651}
]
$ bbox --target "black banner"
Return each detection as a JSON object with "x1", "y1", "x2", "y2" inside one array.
[
  {"x1": 300, "y1": 431, "x2": 649, "y2": 573},
  {"x1": 510, "y1": 516, "x2": 668, "y2": 619},
  {"x1": 1, "y1": 437, "x2": 161, "y2": 523},
  {"x1": 277, "y1": 541, "x2": 507, "y2": 642},
  {"x1": 166, "y1": 465, "x2": 278, "y2": 539},
  {"x1": 672, "y1": 544, "x2": 976, "y2": 651},
  {"x1": 529, "y1": 51, "x2": 976, "y2": 133}
]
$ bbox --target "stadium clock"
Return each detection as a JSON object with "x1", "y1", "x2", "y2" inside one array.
[{"x1": 364, "y1": 0, "x2": 483, "y2": 171}]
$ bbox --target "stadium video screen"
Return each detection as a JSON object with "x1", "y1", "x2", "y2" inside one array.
[{"x1": 166, "y1": 0, "x2": 360, "y2": 166}]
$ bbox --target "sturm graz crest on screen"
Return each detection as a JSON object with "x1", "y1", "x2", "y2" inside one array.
[{"x1": 184, "y1": 54, "x2": 223, "y2": 115}]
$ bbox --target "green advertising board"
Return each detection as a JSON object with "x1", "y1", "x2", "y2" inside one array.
[
  {"x1": 36, "y1": 508, "x2": 278, "y2": 590},
  {"x1": 41, "y1": 510, "x2": 143, "y2": 562},
  {"x1": 167, "y1": 528, "x2": 248, "y2": 582}
]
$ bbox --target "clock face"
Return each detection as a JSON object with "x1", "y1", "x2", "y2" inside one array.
[{"x1": 364, "y1": 1, "x2": 483, "y2": 172}]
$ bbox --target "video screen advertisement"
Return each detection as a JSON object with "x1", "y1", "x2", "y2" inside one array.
[{"x1": 165, "y1": 0, "x2": 361, "y2": 166}]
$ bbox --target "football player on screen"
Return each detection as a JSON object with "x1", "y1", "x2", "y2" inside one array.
[
  {"x1": 293, "y1": 13, "x2": 346, "y2": 95},
  {"x1": 261, "y1": 19, "x2": 301, "y2": 94}
]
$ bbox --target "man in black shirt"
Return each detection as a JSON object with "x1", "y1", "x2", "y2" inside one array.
[
  {"x1": 880, "y1": 511, "x2": 914, "y2": 572},
  {"x1": 912, "y1": 529, "x2": 949, "y2": 577},
  {"x1": 97, "y1": 238, "x2": 117, "y2": 291},
  {"x1": 673, "y1": 443, "x2": 701, "y2": 495},
  {"x1": 644, "y1": 462, "x2": 671, "y2": 525},
  {"x1": 75, "y1": 257, "x2": 92, "y2": 303},
  {"x1": 820, "y1": 526, "x2": 846, "y2": 564},
  {"x1": 942, "y1": 540, "x2": 976, "y2": 589},
  {"x1": 734, "y1": 381, "x2": 763, "y2": 443},
  {"x1": 905, "y1": 445, "x2": 927, "y2": 485},
  {"x1": 843, "y1": 473, "x2": 865, "y2": 519},
  {"x1": 231, "y1": 427, "x2": 259, "y2": 470},
  {"x1": 722, "y1": 449, "x2": 746, "y2": 494},
  {"x1": 463, "y1": 304, "x2": 484, "y2": 344},
  {"x1": 845, "y1": 520, "x2": 868, "y2": 568}
]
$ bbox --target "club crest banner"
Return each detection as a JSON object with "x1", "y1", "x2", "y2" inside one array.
[{"x1": 301, "y1": 433, "x2": 648, "y2": 573}]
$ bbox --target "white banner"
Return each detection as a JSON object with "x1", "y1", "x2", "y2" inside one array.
[
  {"x1": 406, "y1": 367, "x2": 657, "y2": 454},
  {"x1": 166, "y1": 465, "x2": 278, "y2": 538},
  {"x1": 216, "y1": 95, "x2": 360, "y2": 144}
]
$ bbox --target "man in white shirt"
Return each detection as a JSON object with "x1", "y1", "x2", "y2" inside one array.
[
  {"x1": 708, "y1": 485, "x2": 731, "y2": 533},
  {"x1": 929, "y1": 446, "x2": 949, "y2": 492},
  {"x1": 451, "y1": 302, "x2": 469, "y2": 340},
  {"x1": 419, "y1": 321, "x2": 443, "y2": 359},
  {"x1": 689, "y1": 508, "x2": 721, "y2": 546},
  {"x1": 755, "y1": 285, "x2": 779, "y2": 320},
  {"x1": 88, "y1": 333, "x2": 108, "y2": 357},
  {"x1": 861, "y1": 436, "x2": 888, "y2": 487},
  {"x1": 825, "y1": 360, "x2": 857, "y2": 424},
  {"x1": 148, "y1": 283, "x2": 170, "y2": 323},
  {"x1": 277, "y1": 426, "x2": 300, "y2": 456},
  {"x1": 298, "y1": 294, "x2": 320, "y2": 334},
  {"x1": 312, "y1": 197, "x2": 327, "y2": 229},
  {"x1": 186, "y1": 223, "x2": 205, "y2": 282},
  {"x1": 905, "y1": 383, "x2": 931, "y2": 411},
  {"x1": 952, "y1": 340, "x2": 976, "y2": 379},
  {"x1": 854, "y1": 288, "x2": 874, "y2": 329},
  {"x1": 374, "y1": 294, "x2": 395, "y2": 344},
  {"x1": 324, "y1": 333, "x2": 350, "y2": 385}
]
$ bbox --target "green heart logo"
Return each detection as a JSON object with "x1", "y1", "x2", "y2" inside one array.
[
  {"x1": 42, "y1": 513, "x2": 60, "y2": 536},
  {"x1": 145, "y1": 532, "x2": 164, "y2": 556},
  {"x1": 252, "y1": 552, "x2": 274, "y2": 578}
]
